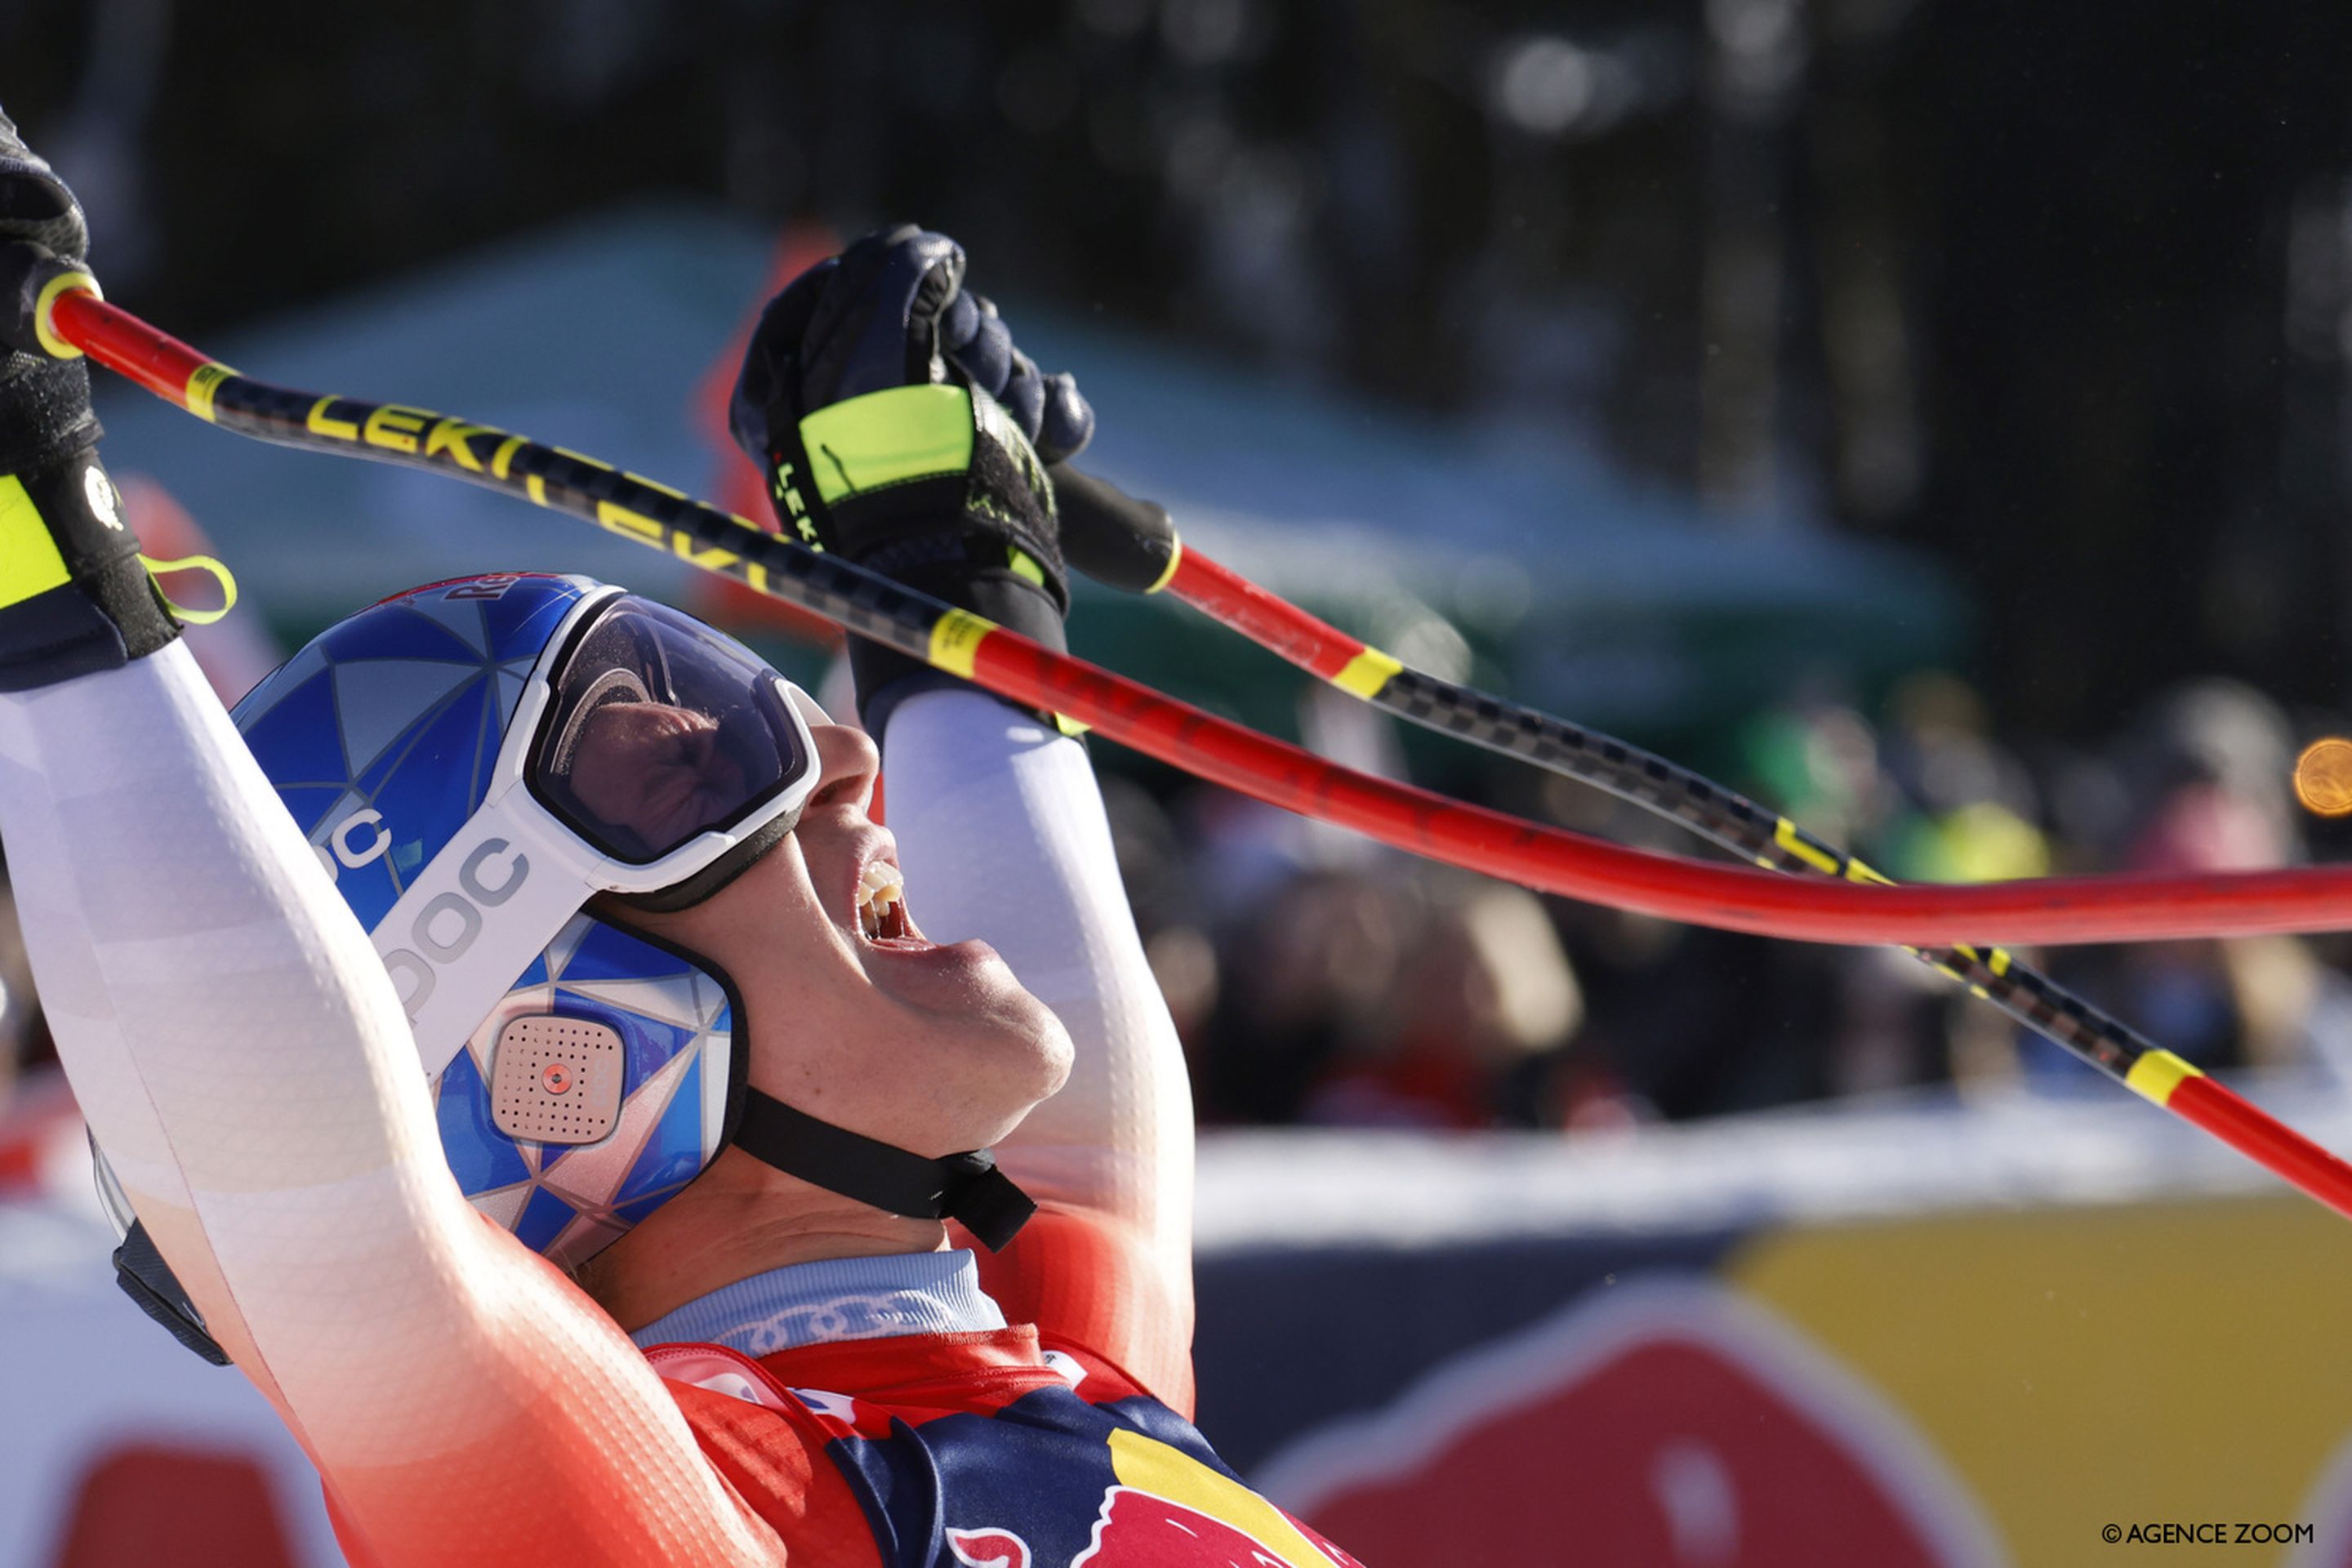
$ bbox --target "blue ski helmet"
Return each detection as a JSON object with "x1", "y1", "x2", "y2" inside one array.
[{"x1": 229, "y1": 572, "x2": 826, "y2": 1268}]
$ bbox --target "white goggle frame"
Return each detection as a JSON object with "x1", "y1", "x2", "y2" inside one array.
[{"x1": 348, "y1": 586, "x2": 824, "y2": 1077}]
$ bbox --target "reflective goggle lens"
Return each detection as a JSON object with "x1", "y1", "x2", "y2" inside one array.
[{"x1": 532, "y1": 597, "x2": 813, "y2": 863}]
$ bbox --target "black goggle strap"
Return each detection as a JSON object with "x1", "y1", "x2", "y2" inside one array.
[{"x1": 731, "y1": 1089, "x2": 1036, "y2": 1252}]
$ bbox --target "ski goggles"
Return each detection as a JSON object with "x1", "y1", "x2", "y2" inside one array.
[
  {"x1": 381, "y1": 585, "x2": 826, "y2": 1076},
  {"x1": 532, "y1": 591, "x2": 825, "y2": 868}
]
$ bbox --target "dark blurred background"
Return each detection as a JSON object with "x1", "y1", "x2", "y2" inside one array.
[
  {"x1": 8, "y1": 0, "x2": 2352, "y2": 1133},
  {"x1": 12, "y1": 0, "x2": 2352, "y2": 733}
]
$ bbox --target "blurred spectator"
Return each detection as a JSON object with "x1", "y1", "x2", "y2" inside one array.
[
  {"x1": 1982, "y1": 680, "x2": 2352, "y2": 1093},
  {"x1": 1301, "y1": 878, "x2": 1584, "y2": 1130},
  {"x1": 1193, "y1": 867, "x2": 1406, "y2": 1125},
  {"x1": 2121, "y1": 679, "x2": 2301, "y2": 861},
  {"x1": 1873, "y1": 672, "x2": 2049, "y2": 886},
  {"x1": 1734, "y1": 688, "x2": 1888, "y2": 853},
  {"x1": 1135, "y1": 665, "x2": 2352, "y2": 1134}
]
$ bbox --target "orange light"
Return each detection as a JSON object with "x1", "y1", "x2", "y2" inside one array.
[{"x1": 2293, "y1": 737, "x2": 2352, "y2": 817}]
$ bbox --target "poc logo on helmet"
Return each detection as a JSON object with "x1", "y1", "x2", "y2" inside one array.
[
  {"x1": 382, "y1": 837, "x2": 531, "y2": 1021},
  {"x1": 310, "y1": 807, "x2": 392, "y2": 883}
]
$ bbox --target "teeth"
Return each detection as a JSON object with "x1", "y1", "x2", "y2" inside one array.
[{"x1": 856, "y1": 862, "x2": 906, "y2": 939}]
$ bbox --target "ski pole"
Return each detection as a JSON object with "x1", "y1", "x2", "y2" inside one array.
[
  {"x1": 1054, "y1": 471, "x2": 2352, "y2": 1203},
  {"x1": 24, "y1": 270, "x2": 2352, "y2": 952},
  {"x1": 24, "y1": 267, "x2": 2352, "y2": 1220}
]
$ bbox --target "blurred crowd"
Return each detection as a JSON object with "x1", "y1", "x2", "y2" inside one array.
[{"x1": 1100, "y1": 670, "x2": 2352, "y2": 1134}]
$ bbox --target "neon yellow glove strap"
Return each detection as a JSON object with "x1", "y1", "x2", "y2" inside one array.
[
  {"x1": 0, "y1": 482, "x2": 238, "y2": 628},
  {"x1": 799, "y1": 385, "x2": 977, "y2": 506},
  {"x1": 0, "y1": 476, "x2": 72, "y2": 610}
]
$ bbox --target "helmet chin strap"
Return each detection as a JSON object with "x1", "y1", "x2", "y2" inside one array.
[{"x1": 729, "y1": 1090, "x2": 1036, "y2": 1251}]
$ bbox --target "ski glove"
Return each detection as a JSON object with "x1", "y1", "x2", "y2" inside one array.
[
  {"x1": 0, "y1": 107, "x2": 97, "y2": 476},
  {"x1": 728, "y1": 225, "x2": 1094, "y2": 732},
  {"x1": 0, "y1": 105, "x2": 176, "y2": 689}
]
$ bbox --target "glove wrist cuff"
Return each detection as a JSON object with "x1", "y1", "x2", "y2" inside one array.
[
  {"x1": 0, "y1": 448, "x2": 178, "y2": 691},
  {"x1": 849, "y1": 570, "x2": 1069, "y2": 737}
]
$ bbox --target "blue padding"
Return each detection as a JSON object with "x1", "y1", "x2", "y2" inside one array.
[
  {"x1": 435, "y1": 1049, "x2": 532, "y2": 1196},
  {"x1": 514, "y1": 1187, "x2": 578, "y2": 1254},
  {"x1": 238, "y1": 670, "x2": 347, "y2": 790},
  {"x1": 612, "y1": 1052, "x2": 707, "y2": 1206}
]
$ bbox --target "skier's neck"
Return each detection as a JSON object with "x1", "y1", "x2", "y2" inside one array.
[{"x1": 570, "y1": 1145, "x2": 950, "y2": 1334}]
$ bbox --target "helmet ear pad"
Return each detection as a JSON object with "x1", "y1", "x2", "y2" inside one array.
[
  {"x1": 433, "y1": 910, "x2": 752, "y2": 1271},
  {"x1": 579, "y1": 907, "x2": 756, "y2": 1160}
]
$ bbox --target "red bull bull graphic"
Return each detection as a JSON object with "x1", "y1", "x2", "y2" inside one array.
[
  {"x1": 946, "y1": 1429, "x2": 1364, "y2": 1568},
  {"x1": 1254, "y1": 1281, "x2": 2001, "y2": 1567},
  {"x1": 1071, "y1": 1487, "x2": 1340, "y2": 1566}
]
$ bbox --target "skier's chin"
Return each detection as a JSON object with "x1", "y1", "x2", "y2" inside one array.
[{"x1": 875, "y1": 951, "x2": 1074, "y2": 1132}]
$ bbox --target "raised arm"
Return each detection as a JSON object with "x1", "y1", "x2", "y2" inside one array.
[
  {"x1": 884, "y1": 692, "x2": 1196, "y2": 1406},
  {"x1": 0, "y1": 118, "x2": 781, "y2": 1567},
  {"x1": 727, "y1": 229, "x2": 1196, "y2": 1405}
]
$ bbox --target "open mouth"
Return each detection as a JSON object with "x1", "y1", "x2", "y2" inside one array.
[{"x1": 855, "y1": 859, "x2": 914, "y2": 942}]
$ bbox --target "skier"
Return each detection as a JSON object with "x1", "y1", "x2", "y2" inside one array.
[{"x1": 0, "y1": 111, "x2": 1362, "y2": 1566}]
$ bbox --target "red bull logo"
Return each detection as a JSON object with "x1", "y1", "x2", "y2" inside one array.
[
  {"x1": 1254, "y1": 1281, "x2": 2002, "y2": 1567},
  {"x1": 1073, "y1": 1486, "x2": 1330, "y2": 1565},
  {"x1": 951, "y1": 1429, "x2": 1363, "y2": 1567}
]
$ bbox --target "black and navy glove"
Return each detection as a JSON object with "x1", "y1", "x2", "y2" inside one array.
[
  {"x1": 0, "y1": 106, "x2": 176, "y2": 690},
  {"x1": 728, "y1": 225, "x2": 1094, "y2": 731}
]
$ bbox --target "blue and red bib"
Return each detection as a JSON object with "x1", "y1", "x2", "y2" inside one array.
[{"x1": 651, "y1": 1326, "x2": 1364, "y2": 1567}]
